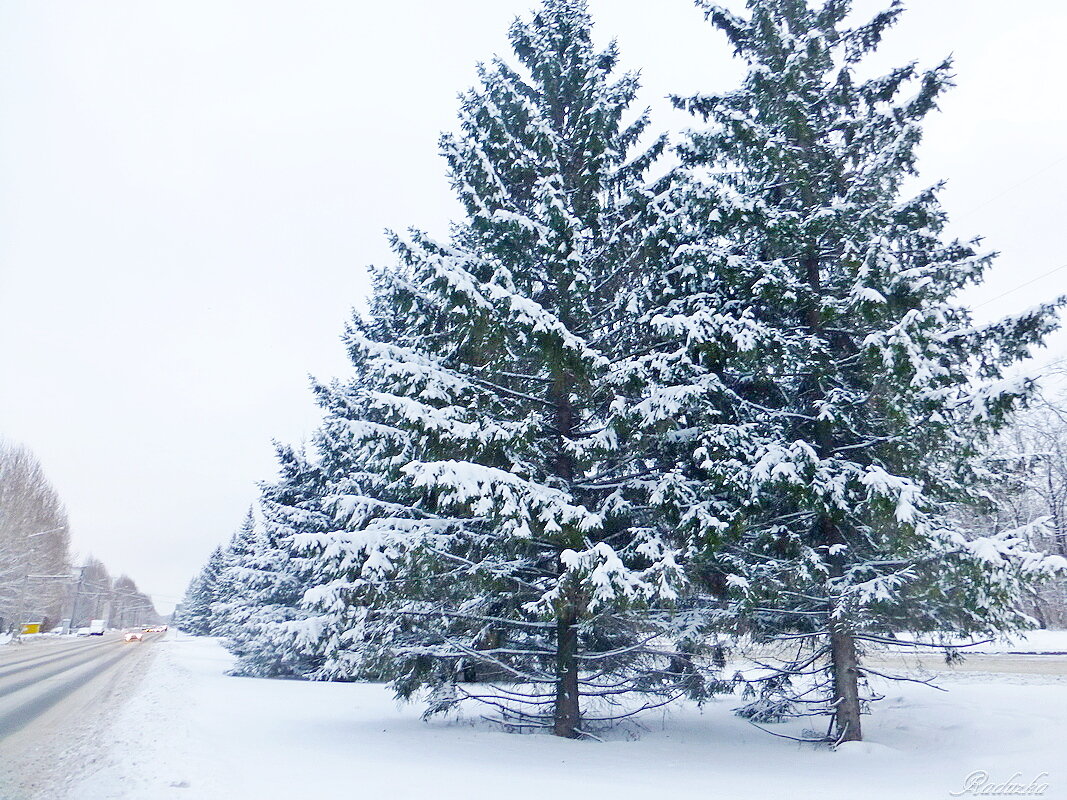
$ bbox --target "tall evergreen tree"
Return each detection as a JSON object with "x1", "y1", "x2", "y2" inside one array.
[
  {"x1": 282, "y1": 363, "x2": 416, "y2": 684},
  {"x1": 654, "y1": 0, "x2": 1067, "y2": 742},
  {"x1": 211, "y1": 508, "x2": 258, "y2": 639},
  {"x1": 178, "y1": 546, "x2": 226, "y2": 636},
  {"x1": 291, "y1": 0, "x2": 721, "y2": 739},
  {"x1": 225, "y1": 447, "x2": 327, "y2": 678}
]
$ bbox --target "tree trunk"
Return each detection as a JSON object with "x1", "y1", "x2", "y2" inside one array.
[
  {"x1": 801, "y1": 230, "x2": 864, "y2": 742},
  {"x1": 829, "y1": 616, "x2": 862, "y2": 742},
  {"x1": 1029, "y1": 589, "x2": 1049, "y2": 629},
  {"x1": 824, "y1": 513, "x2": 862, "y2": 742},
  {"x1": 553, "y1": 609, "x2": 580, "y2": 738},
  {"x1": 549, "y1": 346, "x2": 581, "y2": 738}
]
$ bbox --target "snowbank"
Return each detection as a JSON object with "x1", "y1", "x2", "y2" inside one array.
[
  {"x1": 947, "y1": 628, "x2": 1067, "y2": 654},
  {"x1": 69, "y1": 633, "x2": 1067, "y2": 800}
]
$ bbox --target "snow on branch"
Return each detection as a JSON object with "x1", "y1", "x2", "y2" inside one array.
[
  {"x1": 944, "y1": 519, "x2": 1067, "y2": 577},
  {"x1": 528, "y1": 542, "x2": 664, "y2": 616},
  {"x1": 860, "y1": 465, "x2": 923, "y2": 524},
  {"x1": 403, "y1": 460, "x2": 602, "y2": 539}
]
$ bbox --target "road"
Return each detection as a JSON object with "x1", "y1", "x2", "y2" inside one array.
[{"x1": 0, "y1": 632, "x2": 160, "y2": 799}]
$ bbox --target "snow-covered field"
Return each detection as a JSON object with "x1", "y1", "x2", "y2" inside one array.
[{"x1": 68, "y1": 633, "x2": 1067, "y2": 800}]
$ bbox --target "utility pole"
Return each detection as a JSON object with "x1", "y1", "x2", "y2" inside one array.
[
  {"x1": 12, "y1": 573, "x2": 29, "y2": 639},
  {"x1": 67, "y1": 566, "x2": 86, "y2": 633}
]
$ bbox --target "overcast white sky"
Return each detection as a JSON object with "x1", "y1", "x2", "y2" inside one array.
[{"x1": 1, "y1": 1, "x2": 1065, "y2": 613}]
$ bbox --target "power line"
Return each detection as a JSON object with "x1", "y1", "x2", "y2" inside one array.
[
  {"x1": 974, "y1": 263, "x2": 1067, "y2": 310},
  {"x1": 945, "y1": 155, "x2": 1067, "y2": 314},
  {"x1": 956, "y1": 154, "x2": 1067, "y2": 221}
]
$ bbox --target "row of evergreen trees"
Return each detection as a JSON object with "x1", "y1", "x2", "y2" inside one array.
[{"x1": 179, "y1": 0, "x2": 1065, "y2": 743}]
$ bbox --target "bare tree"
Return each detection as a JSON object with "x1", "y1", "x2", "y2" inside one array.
[
  {"x1": 990, "y1": 370, "x2": 1067, "y2": 627},
  {"x1": 69, "y1": 556, "x2": 112, "y2": 629},
  {"x1": 0, "y1": 441, "x2": 71, "y2": 632},
  {"x1": 111, "y1": 574, "x2": 159, "y2": 628}
]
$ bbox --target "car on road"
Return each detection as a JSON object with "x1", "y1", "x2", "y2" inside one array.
[
  {"x1": 75, "y1": 627, "x2": 92, "y2": 636},
  {"x1": 123, "y1": 631, "x2": 143, "y2": 643}
]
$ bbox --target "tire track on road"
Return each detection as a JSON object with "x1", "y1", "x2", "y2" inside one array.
[{"x1": 0, "y1": 637, "x2": 159, "y2": 800}]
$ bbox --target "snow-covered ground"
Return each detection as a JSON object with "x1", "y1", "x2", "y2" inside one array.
[
  {"x1": 943, "y1": 629, "x2": 1067, "y2": 653},
  {"x1": 67, "y1": 632, "x2": 1067, "y2": 800}
]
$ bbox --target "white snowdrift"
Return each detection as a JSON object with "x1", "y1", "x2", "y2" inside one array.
[{"x1": 69, "y1": 633, "x2": 1067, "y2": 800}]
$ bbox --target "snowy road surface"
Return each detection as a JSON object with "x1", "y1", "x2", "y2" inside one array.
[
  {"x1": 0, "y1": 633, "x2": 159, "y2": 799},
  {"x1": 64, "y1": 634, "x2": 1067, "y2": 800}
]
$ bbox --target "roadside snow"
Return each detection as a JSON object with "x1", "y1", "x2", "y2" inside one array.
[
  {"x1": 943, "y1": 629, "x2": 1067, "y2": 654},
  {"x1": 69, "y1": 633, "x2": 1067, "y2": 800}
]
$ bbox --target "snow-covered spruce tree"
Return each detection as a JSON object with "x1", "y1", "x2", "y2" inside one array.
[
  {"x1": 211, "y1": 508, "x2": 258, "y2": 640},
  {"x1": 221, "y1": 446, "x2": 327, "y2": 678},
  {"x1": 282, "y1": 350, "x2": 419, "y2": 685},
  {"x1": 294, "y1": 0, "x2": 716, "y2": 739},
  {"x1": 178, "y1": 546, "x2": 226, "y2": 636},
  {"x1": 661, "y1": 0, "x2": 1066, "y2": 742}
]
